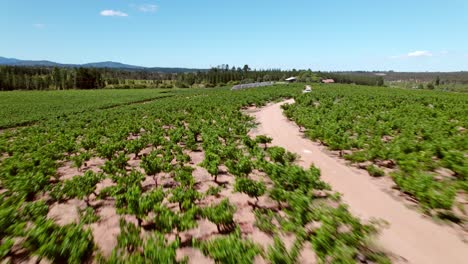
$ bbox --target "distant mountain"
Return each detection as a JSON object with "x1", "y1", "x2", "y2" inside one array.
[
  {"x1": 82, "y1": 61, "x2": 144, "y2": 69},
  {"x1": 0, "y1": 56, "x2": 203, "y2": 73},
  {"x1": 0, "y1": 56, "x2": 67, "y2": 67},
  {"x1": 0, "y1": 57, "x2": 21, "y2": 64}
]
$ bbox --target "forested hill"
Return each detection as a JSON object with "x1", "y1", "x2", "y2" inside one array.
[{"x1": 0, "y1": 56, "x2": 203, "y2": 73}]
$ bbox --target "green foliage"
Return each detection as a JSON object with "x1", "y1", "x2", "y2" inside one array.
[
  {"x1": 79, "y1": 207, "x2": 100, "y2": 224},
  {"x1": 234, "y1": 177, "x2": 266, "y2": 201},
  {"x1": 24, "y1": 220, "x2": 94, "y2": 264},
  {"x1": 108, "y1": 220, "x2": 184, "y2": 263},
  {"x1": 0, "y1": 88, "x2": 173, "y2": 128},
  {"x1": 71, "y1": 152, "x2": 91, "y2": 170},
  {"x1": 174, "y1": 166, "x2": 195, "y2": 186},
  {"x1": 116, "y1": 219, "x2": 143, "y2": 253},
  {"x1": 22, "y1": 200, "x2": 49, "y2": 220},
  {"x1": 97, "y1": 143, "x2": 121, "y2": 160},
  {"x1": 0, "y1": 238, "x2": 14, "y2": 259},
  {"x1": 284, "y1": 84, "x2": 468, "y2": 211},
  {"x1": 202, "y1": 199, "x2": 236, "y2": 232},
  {"x1": 393, "y1": 172, "x2": 456, "y2": 210},
  {"x1": 102, "y1": 153, "x2": 129, "y2": 174},
  {"x1": 169, "y1": 186, "x2": 201, "y2": 211},
  {"x1": 115, "y1": 186, "x2": 165, "y2": 225},
  {"x1": 126, "y1": 138, "x2": 148, "y2": 159},
  {"x1": 205, "y1": 186, "x2": 222, "y2": 197},
  {"x1": 141, "y1": 152, "x2": 167, "y2": 177},
  {"x1": 110, "y1": 170, "x2": 146, "y2": 193},
  {"x1": 310, "y1": 205, "x2": 376, "y2": 263},
  {"x1": 255, "y1": 135, "x2": 272, "y2": 149},
  {"x1": 200, "y1": 151, "x2": 221, "y2": 181},
  {"x1": 267, "y1": 146, "x2": 286, "y2": 163},
  {"x1": 142, "y1": 233, "x2": 183, "y2": 263},
  {"x1": 225, "y1": 156, "x2": 253, "y2": 177},
  {"x1": 267, "y1": 146, "x2": 298, "y2": 165},
  {"x1": 0, "y1": 194, "x2": 24, "y2": 237},
  {"x1": 254, "y1": 209, "x2": 277, "y2": 234},
  {"x1": 1, "y1": 168, "x2": 51, "y2": 201},
  {"x1": 51, "y1": 171, "x2": 103, "y2": 204},
  {"x1": 264, "y1": 163, "x2": 329, "y2": 193},
  {"x1": 269, "y1": 186, "x2": 289, "y2": 209},
  {"x1": 267, "y1": 236, "x2": 300, "y2": 264},
  {"x1": 0, "y1": 84, "x2": 392, "y2": 262},
  {"x1": 153, "y1": 205, "x2": 179, "y2": 234},
  {"x1": 367, "y1": 165, "x2": 385, "y2": 177},
  {"x1": 198, "y1": 229, "x2": 262, "y2": 264}
]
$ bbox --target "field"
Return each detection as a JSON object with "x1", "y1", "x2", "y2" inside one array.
[
  {"x1": 0, "y1": 89, "x2": 174, "y2": 128},
  {"x1": 283, "y1": 85, "x2": 468, "y2": 218},
  {"x1": 1, "y1": 84, "x2": 467, "y2": 263},
  {"x1": 0, "y1": 85, "x2": 391, "y2": 264}
]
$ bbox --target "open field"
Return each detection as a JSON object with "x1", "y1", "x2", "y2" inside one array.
[
  {"x1": 0, "y1": 89, "x2": 175, "y2": 128},
  {"x1": 0, "y1": 84, "x2": 467, "y2": 263}
]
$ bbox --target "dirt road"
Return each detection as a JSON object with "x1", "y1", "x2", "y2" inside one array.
[{"x1": 249, "y1": 99, "x2": 467, "y2": 264}]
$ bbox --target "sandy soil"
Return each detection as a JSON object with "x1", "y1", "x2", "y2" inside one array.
[
  {"x1": 249, "y1": 99, "x2": 468, "y2": 264},
  {"x1": 47, "y1": 199, "x2": 86, "y2": 226}
]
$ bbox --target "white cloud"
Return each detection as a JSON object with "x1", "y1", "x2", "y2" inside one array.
[
  {"x1": 33, "y1": 23, "x2": 45, "y2": 29},
  {"x1": 100, "y1": 10, "x2": 128, "y2": 17},
  {"x1": 138, "y1": 4, "x2": 158, "y2": 13},
  {"x1": 389, "y1": 50, "x2": 435, "y2": 59},
  {"x1": 407, "y1": 50, "x2": 433, "y2": 57}
]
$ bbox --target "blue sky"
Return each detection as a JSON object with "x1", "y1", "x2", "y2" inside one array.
[{"x1": 1, "y1": 0, "x2": 468, "y2": 71}]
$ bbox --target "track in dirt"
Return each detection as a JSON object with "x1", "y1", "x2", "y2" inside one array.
[{"x1": 249, "y1": 99, "x2": 468, "y2": 264}]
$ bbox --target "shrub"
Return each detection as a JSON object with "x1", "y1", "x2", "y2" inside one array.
[
  {"x1": 366, "y1": 165, "x2": 385, "y2": 177},
  {"x1": 234, "y1": 177, "x2": 266, "y2": 202},
  {"x1": 198, "y1": 229, "x2": 261, "y2": 264},
  {"x1": 24, "y1": 220, "x2": 94, "y2": 264},
  {"x1": 202, "y1": 199, "x2": 236, "y2": 232}
]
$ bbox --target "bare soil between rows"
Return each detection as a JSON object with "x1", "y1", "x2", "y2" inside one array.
[{"x1": 37, "y1": 138, "x2": 316, "y2": 263}]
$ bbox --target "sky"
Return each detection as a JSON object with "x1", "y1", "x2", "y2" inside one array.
[{"x1": 1, "y1": 0, "x2": 468, "y2": 71}]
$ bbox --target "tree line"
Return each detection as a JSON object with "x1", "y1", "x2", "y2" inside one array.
[
  {"x1": 0, "y1": 66, "x2": 105, "y2": 90},
  {"x1": 0, "y1": 65, "x2": 384, "y2": 91}
]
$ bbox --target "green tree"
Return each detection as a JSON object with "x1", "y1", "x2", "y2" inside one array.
[{"x1": 243, "y1": 64, "x2": 251, "y2": 73}]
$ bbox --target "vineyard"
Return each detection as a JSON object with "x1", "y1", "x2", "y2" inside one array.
[
  {"x1": 0, "y1": 85, "x2": 390, "y2": 263},
  {"x1": 0, "y1": 89, "x2": 175, "y2": 129},
  {"x1": 283, "y1": 85, "x2": 468, "y2": 221}
]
